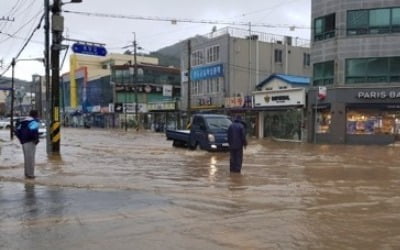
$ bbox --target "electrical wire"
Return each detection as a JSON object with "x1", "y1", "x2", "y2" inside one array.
[
  {"x1": 63, "y1": 10, "x2": 311, "y2": 30},
  {"x1": 0, "y1": 14, "x2": 45, "y2": 77},
  {"x1": 0, "y1": 9, "x2": 43, "y2": 44},
  {"x1": 0, "y1": 0, "x2": 22, "y2": 31}
]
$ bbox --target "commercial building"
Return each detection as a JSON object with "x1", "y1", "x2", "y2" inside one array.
[
  {"x1": 253, "y1": 74, "x2": 310, "y2": 141},
  {"x1": 308, "y1": 0, "x2": 400, "y2": 144},
  {"x1": 180, "y1": 27, "x2": 311, "y2": 137},
  {"x1": 111, "y1": 63, "x2": 181, "y2": 130},
  {"x1": 61, "y1": 53, "x2": 160, "y2": 128}
]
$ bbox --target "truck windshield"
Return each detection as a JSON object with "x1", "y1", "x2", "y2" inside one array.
[{"x1": 206, "y1": 117, "x2": 232, "y2": 131}]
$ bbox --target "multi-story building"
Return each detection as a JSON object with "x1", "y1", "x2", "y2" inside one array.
[
  {"x1": 308, "y1": 0, "x2": 400, "y2": 144},
  {"x1": 181, "y1": 27, "x2": 311, "y2": 136},
  {"x1": 62, "y1": 53, "x2": 159, "y2": 128},
  {"x1": 111, "y1": 63, "x2": 181, "y2": 130}
]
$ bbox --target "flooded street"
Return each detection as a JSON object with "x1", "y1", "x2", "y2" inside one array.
[{"x1": 1, "y1": 128, "x2": 400, "y2": 249}]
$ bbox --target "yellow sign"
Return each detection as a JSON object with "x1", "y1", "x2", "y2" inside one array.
[{"x1": 54, "y1": 107, "x2": 59, "y2": 121}]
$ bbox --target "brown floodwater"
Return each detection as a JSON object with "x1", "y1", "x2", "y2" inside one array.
[{"x1": 1, "y1": 128, "x2": 400, "y2": 249}]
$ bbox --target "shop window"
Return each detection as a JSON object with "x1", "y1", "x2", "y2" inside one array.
[
  {"x1": 346, "y1": 57, "x2": 400, "y2": 84},
  {"x1": 314, "y1": 13, "x2": 336, "y2": 41},
  {"x1": 348, "y1": 10, "x2": 369, "y2": 35},
  {"x1": 264, "y1": 110, "x2": 303, "y2": 139},
  {"x1": 316, "y1": 109, "x2": 331, "y2": 133},
  {"x1": 347, "y1": 109, "x2": 400, "y2": 135},
  {"x1": 390, "y1": 57, "x2": 400, "y2": 82},
  {"x1": 313, "y1": 61, "x2": 334, "y2": 86},
  {"x1": 369, "y1": 9, "x2": 391, "y2": 33},
  {"x1": 393, "y1": 8, "x2": 400, "y2": 32},
  {"x1": 347, "y1": 7, "x2": 400, "y2": 35}
]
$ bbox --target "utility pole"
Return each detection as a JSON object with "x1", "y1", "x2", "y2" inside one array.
[
  {"x1": 187, "y1": 39, "x2": 191, "y2": 118},
  {"x1": 50, "y1": 0, "x2": 64, "y2": 153},
  {"x1": 44, "y1": 0, "x2": 81, "y2": 153},
  {"x1": 133, "y1": 33, "x2": 139, "y2": 131},
  {"x1": 10, "y1": 58, "x2": 15, "y2": 140},
  {"x1": 44, "y1": 0, "x2": 51, "y2": 154}
]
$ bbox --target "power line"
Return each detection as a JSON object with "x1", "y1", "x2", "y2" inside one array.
[
  {"x1": 0, "y1": 9, "x2": 43, "y2": 44},
  {"x1": 0, "y1": 14, "x2": 44, "y2": 77},
  {"x1": 0, "y1": 0, "x2": 22, "y2": 30},
  {"x1": 63, "y1": 10, "x2": 310, "y2": 30}
]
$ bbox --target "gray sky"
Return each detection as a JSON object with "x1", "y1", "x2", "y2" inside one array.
[{"x1": 0, "y1": 0, "x2": 311, "y2": 81}]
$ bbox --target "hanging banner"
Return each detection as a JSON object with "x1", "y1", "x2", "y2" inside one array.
[{"x1": 318, "y1": 86, "x2": 327, "y2": 100}]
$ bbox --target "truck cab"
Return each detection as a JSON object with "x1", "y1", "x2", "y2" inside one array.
[
  {"x1": 188, "y1": 114, "x2": 231, "y2": 151},
  {"x1": 166, "y1": 114, "x2": 232, "y2": 151}
]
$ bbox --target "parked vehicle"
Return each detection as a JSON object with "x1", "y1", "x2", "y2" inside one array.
[
  {"x1": 0, "y1": 118, "x2": 11, "y2": 129},
  {"x1": 166, "y1": 114, "x2": 232, "y2": 151},
  {"x1": 0, "y1": 117, "x2": 24, "y2": 129},
  {"x1": 38, "y1": 120, "x2": 47, "y2": 137}
]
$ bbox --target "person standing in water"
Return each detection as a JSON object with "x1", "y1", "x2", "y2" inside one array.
[
  {"x1": 15, "y1": 110, "x2": 40, "y2": 179},
  {"x1": 227, "y1": 115, "x2": 247, "y2": 173}
]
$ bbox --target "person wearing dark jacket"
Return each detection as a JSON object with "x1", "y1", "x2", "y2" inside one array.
[
  {"x1": 227, "y1": 115, "x2": 247, "y2": 173},
  {"x1": 15, "y1": 110, "x2": 40, "y2": 179}
]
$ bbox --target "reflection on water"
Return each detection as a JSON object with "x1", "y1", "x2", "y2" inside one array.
[
  {"x1": 1, "y1": 129, "x2": 400, "y2": 249},
  {"x1": 208, "y1": 156, "x2": 217, "y2": 181}
]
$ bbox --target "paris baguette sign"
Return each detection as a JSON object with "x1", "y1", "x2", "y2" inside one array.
[{"x1": 357, "y1": 90, "x2": 400, "y2": 99}]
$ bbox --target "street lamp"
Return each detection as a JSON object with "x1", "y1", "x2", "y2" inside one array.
[{"x1": 10, "y1": 57, "x2": 44, "y2": 140}]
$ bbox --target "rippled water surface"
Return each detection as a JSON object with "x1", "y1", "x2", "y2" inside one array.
[{"x1": 1, "y1": 128, "x2": 400, "y2": 249}]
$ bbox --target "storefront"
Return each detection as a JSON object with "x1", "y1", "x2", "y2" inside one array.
[
  {"x1": 253, "y1": 88, "x2": 307, "y2": 141},
  {"x1": 148, "y1": 100, "x2": 180, "y2": 132},
  {"x1": 308, "y1": 87, "x2": 400, "y2": 145}
]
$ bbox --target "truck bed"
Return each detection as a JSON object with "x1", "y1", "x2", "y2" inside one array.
[{"x1": 165, "y1": 129, "x2": 190, "y2": 144}]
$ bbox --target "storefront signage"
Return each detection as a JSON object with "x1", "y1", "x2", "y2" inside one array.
[
  {"x1": 163, "y1": 85, "x2": 173, "y2": 97},
  {"x1": 357, "y1": 91, "x2": 400, "y2": 99},
  {"x1": 116, "y1": 84, "x2": 163, "y2": 93},
  {"x1": 271, "y1": 95, "x2": 290, "y2": 102},
  {"x1": 190, "y1": 64, "x2": 223, "y2": 81},
  {"x1": 88, "y1": 105, "x2": 101, "y2": 112},
  {"x1": 224, "y1": 96, "x2": 252, "y2": 108},
  {"x1": 225, "y1": 96, "x2": 244, "y2": 108},
  {"x1": 254, "y1": 88, "x2": 305, "y2": 107},
  {"x1": 124, "y1": 103, "x2": 147, "y2": 113},
  {"x1": 148, "y1": 101, "x2": 176, "y2": 111},
  {"x1": 199, "y1": 97, "x2": 212, "y2": 106}
]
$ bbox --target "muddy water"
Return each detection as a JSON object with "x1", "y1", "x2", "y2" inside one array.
[{"x1": 1, "y1": 128, "x2": 400, "y2": 249}]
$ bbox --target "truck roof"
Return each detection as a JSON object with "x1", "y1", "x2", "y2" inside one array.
[{"x1": 193, "y1": 114, "x2": 228, "y2": 118}]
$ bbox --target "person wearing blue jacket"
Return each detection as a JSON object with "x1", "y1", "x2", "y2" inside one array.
[
  {"x1": 15, "y1": 110, "x2": 40, "y2": 179},
  {"x1": 227, "y1": 115, "x2": 247, "y2": 173}
]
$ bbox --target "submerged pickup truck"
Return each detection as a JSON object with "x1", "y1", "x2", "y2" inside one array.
[{"x1": 166, "y1": 114, "x2": 232, "y2": 151}]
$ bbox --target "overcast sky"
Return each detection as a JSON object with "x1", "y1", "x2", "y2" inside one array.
[{"x1": 0, "y1": 0, "x2": 311, "y2": 81}]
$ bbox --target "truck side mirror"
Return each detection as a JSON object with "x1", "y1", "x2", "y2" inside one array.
[{"x1": 200, "y1": 124, "x2": 206, "y2": 131}]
